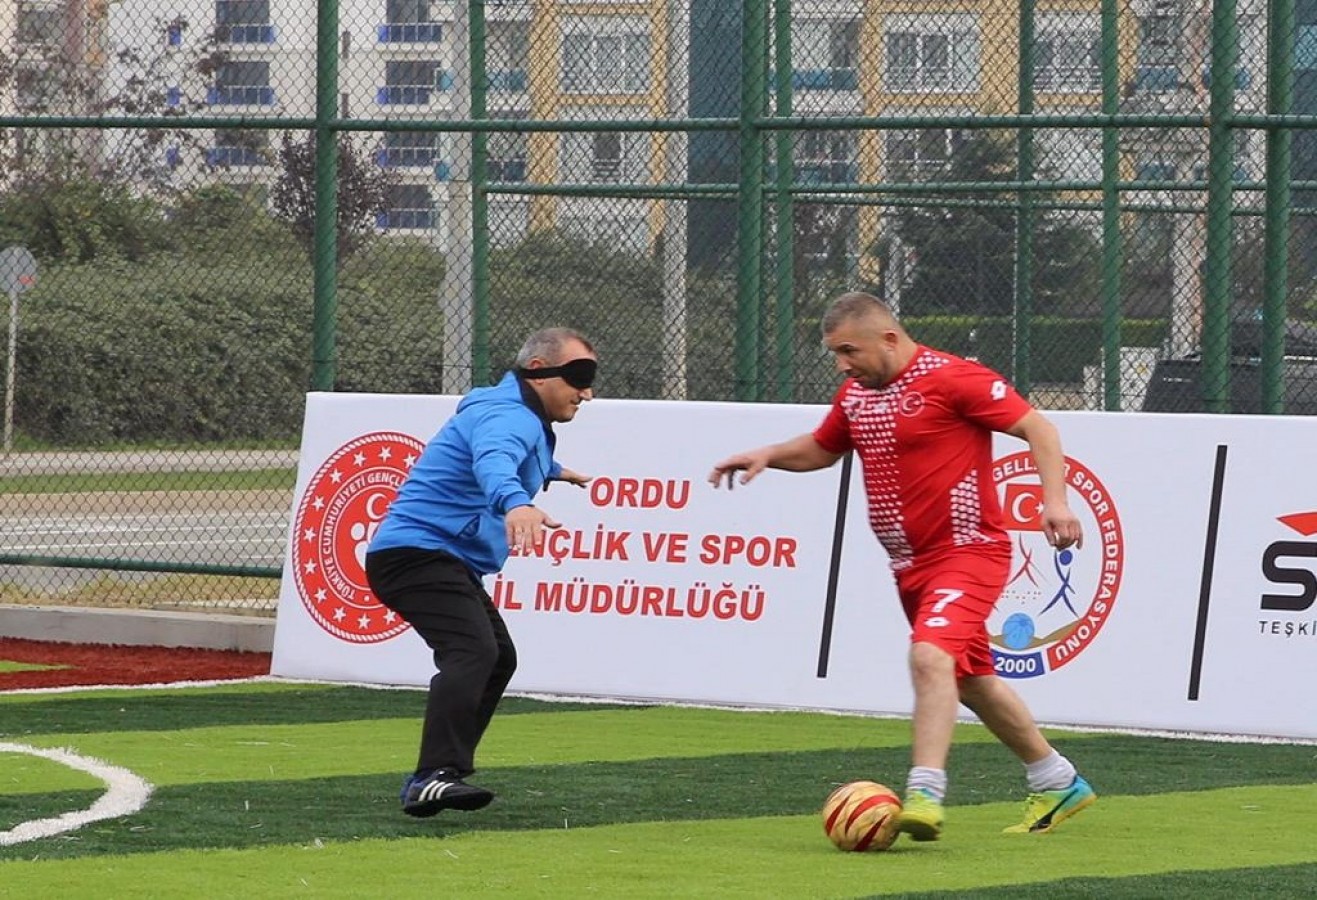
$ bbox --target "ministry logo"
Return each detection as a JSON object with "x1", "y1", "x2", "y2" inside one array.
[
  {"x1": 988, "y1": 452, "x2": 1125, "y2": 678},
  {"x1": 291, "y1": 431, "x2": 424, "y2": 643}
]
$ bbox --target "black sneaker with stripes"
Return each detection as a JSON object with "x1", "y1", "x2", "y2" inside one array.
[{"x1": 400, "y1": 770, "x2": 495, "y2": 817}]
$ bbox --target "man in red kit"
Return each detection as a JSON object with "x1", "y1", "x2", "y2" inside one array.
[{"x1": 708, "y1": 292, "x2": 1095, "y2": 841}]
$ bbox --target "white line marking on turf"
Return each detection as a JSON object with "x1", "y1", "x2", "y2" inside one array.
[{"x1": 0, "y1": 743, "x2": 153, "y2": 846}]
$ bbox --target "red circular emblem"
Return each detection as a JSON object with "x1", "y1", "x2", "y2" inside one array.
[
  {"x1": 898, "y1": 392, "x2": 926, "y2": 417},
  {"x1": 292, "y1": 431, "x2": 424, "y2": 643}
]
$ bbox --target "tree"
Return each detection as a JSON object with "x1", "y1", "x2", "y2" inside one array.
[
  {"x1": 269, "y1": 132, "x2": 397, "y2": 267},
  {"x1": 887, "y1": 130, "x2": 1101, "y2": 318},
  {"x1": 0, "y1": 15, "x2": 228, "y2": 196}
]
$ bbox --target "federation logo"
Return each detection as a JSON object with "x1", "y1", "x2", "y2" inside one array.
[
  {"x1": 988, "y1": 452, "x2": 1124, "y2": 678},
  {"x1": 291, "y1": 431, "x2": 424, "y2": 643}
]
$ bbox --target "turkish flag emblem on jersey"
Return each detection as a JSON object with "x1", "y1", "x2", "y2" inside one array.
[{"x1": 1001, "y1": 483, "x2": 1044, "y2": 531}]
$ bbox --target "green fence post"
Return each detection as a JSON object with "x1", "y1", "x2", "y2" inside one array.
[
  {"x1": 1202, "y1": 0, "x2": 1240, "y2": 412},
  {"x1": 311, "y1": 0, "x2": 340, "y2": 391},
  {"x1": 736, "y1": 0, "x2": 767, "y2": 401},
  {"x1": 772, "y1": 0, "x2": 794, "y2": 402},
  {"x1": 1100, "y1": 0, "x2": 1123, "y2": 411},
  {"x1": 1263, "y1": 0, "x2": 1296, "y2": 413},
  {"x1": 1014, "y1": 0, "x2": 1036, "y2": 393},
  {"x1": 470, "y1": 0, "x2": 491, "y2": 386}
]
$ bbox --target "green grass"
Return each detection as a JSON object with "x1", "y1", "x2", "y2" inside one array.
[
  {"x1": 1, "y1": 684, "x2": 1314, "y2": 898},
  {"x1": 0, "y1": 468, "x2": 296, "y2": 494},
  {"x1": 1, "y1": 791, "x2": 1313, "y2": 898}
]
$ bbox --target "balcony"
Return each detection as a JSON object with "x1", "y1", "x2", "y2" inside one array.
[
  {"x1": 1132, "y1": 64, "x2": 1252, "y2": 93},
  {"x1": 206, "y1": 86, "x2": 276, "y2": 105},
  {"x1": 1133, "y1": 65, "x2": 1181, "y2": 92},
  {"x1": 376, "y1": 72, "x2": 452, "y2": 106},
  {"x1": 1201, "y1": 66, "x2": 1252, "y2": 91},
  {"x1": 377, "y1": 86, "x2": 428, "y2": 105},
  {"x1": 206, "y1": 146, "x2": 267, "y2": 167},
  {"x1": 792, "y1": 68, "x2": 858, "y2": 92},
  {"x1": 795, "y1": 162, "x2": 858, "y2": 185},
  {"x1": 218, "y1": 24, "x2": 276, "y2": 44},
  {"x1": 376, "y1": 146, "x2": 441, "y2": 167},
  {"x1": 377, "y1": 22, "x2": 443, "y2": 43},
  {"x1": 376, "y1": 210, "x2": 436, "y2": 230},
  {"x1": 489, "y1": 159, "x2": 527, "y2": 182},
  {"x1": 488, "y1": 69, "x2": 528, "y2": 92}
]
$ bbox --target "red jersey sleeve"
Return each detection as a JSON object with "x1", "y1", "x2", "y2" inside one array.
[
  {"x1": 813, "y1": 381, "x2": 856, "y2": 454},
  {"x1": 945, "y1": 358, "x2": 1034, "y2": 431}
]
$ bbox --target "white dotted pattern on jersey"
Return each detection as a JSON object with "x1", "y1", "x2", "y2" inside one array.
[
  {"x1": 950, "y1": 470, "x2": 991, "y2": 547},
  {"x1": 846, "y1": 352, "x2": 951, "y2": 571}
]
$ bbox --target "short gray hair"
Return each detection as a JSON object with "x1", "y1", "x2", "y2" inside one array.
[
  {"x1": 516, "y1": 327, "x2": 594, "y2": 367},
  {"x1": 820, "y1": 292, "x2": 897, "y2": 336}
]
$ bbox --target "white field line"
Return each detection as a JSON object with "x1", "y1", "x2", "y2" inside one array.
[{"x1": 0, "y1": 743, "x2": 153, "y2": 846}]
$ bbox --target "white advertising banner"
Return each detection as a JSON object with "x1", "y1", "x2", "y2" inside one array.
[{"x1": 272, "y1": 394, "x2": 1317, "y2": 739}]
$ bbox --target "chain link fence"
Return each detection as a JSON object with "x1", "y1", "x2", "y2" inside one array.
[{"x1": 1, "y1": 0, "x2": 1314, "y2": 614}]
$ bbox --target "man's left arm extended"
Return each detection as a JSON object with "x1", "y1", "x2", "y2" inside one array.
[{"x1": 1005, "y1": 410, "x2": 1083, "y2": 550}]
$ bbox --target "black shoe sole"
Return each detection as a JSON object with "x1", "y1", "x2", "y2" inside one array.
[{"x1": 403, "y1": 790, "x2": 495, "y2": 818}]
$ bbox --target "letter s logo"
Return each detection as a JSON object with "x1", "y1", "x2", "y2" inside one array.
[{"x1": 1261, "y1": 541, "x2": 1317, "y2": 612}]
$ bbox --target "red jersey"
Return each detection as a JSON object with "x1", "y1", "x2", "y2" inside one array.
[{"x1": 813, "y1": 346, "x2": 1033, "y2": 572}]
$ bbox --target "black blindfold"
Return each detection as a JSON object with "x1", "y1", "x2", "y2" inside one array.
[{"x1": 518, "y1": 358, "x2": 597, "y2": 390}]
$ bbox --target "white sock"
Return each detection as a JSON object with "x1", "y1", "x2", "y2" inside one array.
[
  {"x1": 905, "y1": 766, "x2": 947, "y2": 803},
  {"x1": 1025, "y1": 750, "x2": 1077, "y2": 792}
]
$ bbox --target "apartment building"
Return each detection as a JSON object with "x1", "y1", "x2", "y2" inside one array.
[
  {"x1": 1, "y1": 0, "x2": 111, "y2": 183},
  {"x1": 1, "y1": 0, "x2": 1284, "y2": 262}
]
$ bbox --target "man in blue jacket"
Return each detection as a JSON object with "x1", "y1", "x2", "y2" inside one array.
[{"x1": 366, "y1": 327, "x2": 596, "y2": 817}]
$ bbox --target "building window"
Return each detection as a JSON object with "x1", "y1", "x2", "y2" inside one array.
[
  {"x1": 14, "y1": 63, "x2": 58, "y2": 111},
  {"x1": 887, "y1": 129, "x2": 963, "y2": 181},
  {"x1": 561, "y1": 20, "x2": 650, "y2": 93},
  {"x1": 379, "y1": 0, "x2": 442, "y2": 42},
  {"x1": 1037, "y1": 20, "x2": 1100, "y2": 92},
  {"x1": 795, "y1": 131, "x2": 857, "y2": 184},
  {"x1": 1040, "y1": 128, "x2": 1102, "y2": 181},
  {"x1": 1135, "y1": 1, "x2": 1182, "y2": 91},
  {"x1": 378, "y1": 60, "x2": 448, "y2": 105},
  {"x1": 215, "y1": 0, "x2": 274, "y2": 44},
  {"x1": 792, "y1": 18, "x2": 859, "y2": 91},
  {"x1": 166, "y1": 19, "x2": 186, "y2": 47},
  {"x1": 208, "y1": 61, "x2": 275, "y2": 105},
  {"x1": 1298, "y1": 24, "x2": 1317, "y2": 71},
  {"x1": 489, "y1": 127, "x2": 528, "y2": 182},
  {"x1": 561, "y1": 129, "x2": 646, "y2": 184},
  {"x1": 207, "y1": 129, "x2": 269, "y2": 167},
  {"x1": 16, "y1": 1, "x2": 63, "y2": 46},
  {"x1": 489, "y1": 20, "x2": 530, "y2": 92},
  {"x1": 591, "y1": 133, "x2": 622, "y2": 182},
  {"x1": 381, "y1": 184, "x2": 436, "y2": 230},
  {"x1": 885, "y1": 16, "x2": 980, "y2": 93},
  {"x1": 380, "y1": 131, "x2": 440, "y2": 167}
]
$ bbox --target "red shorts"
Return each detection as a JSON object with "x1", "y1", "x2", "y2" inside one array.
[{"x1": 896, "y1": 550, "x2": 1010, "y2": 679}]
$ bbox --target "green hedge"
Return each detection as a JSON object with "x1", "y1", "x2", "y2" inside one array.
[
  {"x1": 8, "y1": 222, "x2": 1168, "y2": 445},
  {"x1": 13, "y1": 230, "x2": 455, "y2": 444},
  {"x1": 19, "y1": 255, "x2": 312, "y2": 444}
]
